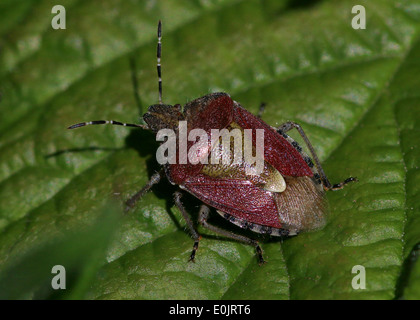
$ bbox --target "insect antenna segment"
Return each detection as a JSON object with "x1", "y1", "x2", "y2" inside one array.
[
  {"x1": 157, "y1": 20, "x2": 163, "y2": 104},
  {"x1": 67, "y1": 120, "x2": 148, "y2": 130}
]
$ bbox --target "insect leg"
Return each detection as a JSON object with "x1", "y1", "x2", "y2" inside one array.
[
  {"x1": 183, "y1": 204, "x2": 211, "y2": 262},
  {"x1": 198, "y1": 208, "x2": 266, "y2": 265},
  {"x1": 124, "y1": 171, "x2": 162, "y2": 212},
  {"x1": 277, "y1": 121, "x2": 357, "y2": 190},
  {"x1": 173, "y1": 191, "x2": 201, "y2": 262}
]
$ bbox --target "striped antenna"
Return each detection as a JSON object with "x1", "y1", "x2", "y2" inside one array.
[
  {"x1": 67, "y1": 22, "x2": 165, "y2": 131},
  {"x1": 157, "y1": 20, "x2": 163, "y2": 104},
  {"x1": 67, "y1": 120, "x2": 148, "y2": 130}
]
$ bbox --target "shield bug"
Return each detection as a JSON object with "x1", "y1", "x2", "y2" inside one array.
[{"x1": 68, "y1": 21, "x2": 357, "y2": 264}]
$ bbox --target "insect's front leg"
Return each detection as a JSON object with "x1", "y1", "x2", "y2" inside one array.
[
  {"x1": 256, "y1": 102, "x2": 266, "y2": 118},
  {"x1": 173, "y1": 191, "x2": 201, "y2": 262},
  {"x1": 124, "y1": 170, "x2": 162, "y2": 212}
]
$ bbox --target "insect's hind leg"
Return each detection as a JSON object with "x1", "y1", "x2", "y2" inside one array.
[
  {"x1": 277, "y1": 121, "x2": 357, "y2": 190},
  {"x1": 198, "y1": 206, "x2": 266, "y2": 265},
  {"x1": 124, "y1": 171, "x2": 162, "y2": 212}
]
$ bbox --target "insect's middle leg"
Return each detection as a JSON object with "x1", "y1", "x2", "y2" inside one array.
[{"x1": 277, "y1": 121, "x2": 357, "y2": 190}]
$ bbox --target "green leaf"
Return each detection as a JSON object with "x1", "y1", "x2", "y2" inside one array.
[
  {"x1": 1, "y1": 0, "x2": 420, "y2": 300},
  {"x1": 0, "y1": 203, "x2": 121, "y2": 299}
]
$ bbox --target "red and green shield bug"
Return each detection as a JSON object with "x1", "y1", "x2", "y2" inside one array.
[{"x1": 68, "y1": 21, "x2": 357, "y2": 264}]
